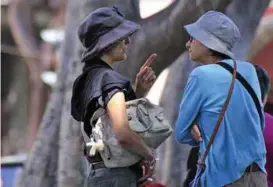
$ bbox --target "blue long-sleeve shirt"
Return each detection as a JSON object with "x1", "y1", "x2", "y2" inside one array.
[{"x1": 175, "y1": 59, "x2": 267, "y2": 187}]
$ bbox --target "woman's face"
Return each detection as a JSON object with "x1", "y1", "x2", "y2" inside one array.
[
  {"x1": 108, "y1": 38, "x2": 130, "y2": 62},
  {"x1": 186, "y1": 36, "x2": 211, "y2": 63}
]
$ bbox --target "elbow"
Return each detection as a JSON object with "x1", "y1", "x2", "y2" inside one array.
[
  {"x1": 117, "y1": 137, "x2": 131, "y2": 147},
  {"x1": 175, "y1": 131, "x2": 198, "y2": 146},
  {"x1": 175, "y1": 121, "x2": 199, "y2": 146},
  {"x1": 175, "y1": 127, "x2": 193, "y2": 144},
  {"x1": 175, "y1": 131, "x2": 184, "y2": 144},
  {"x1": 175, "y1": 124, "x2": 186, "y2": 144},
  {"x1": 115, "y1": 130, "x2": 133, "y2": 147},
  {"x1": 111, "y1": 121, "x2": 134, "y2": 147}
]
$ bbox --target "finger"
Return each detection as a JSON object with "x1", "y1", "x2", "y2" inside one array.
[
  {"x1": 191, "y1": 126, "x2": 199, "y2": 140},
  {"x1": 137, "y1": 66, "x2": 150, "y2": 79},
  {"x1": 142, "y1": 165, "x2": 146, "y2": 176},
  {"x1": 143, "y1": 70, "x2": 154, "y2": 81},
  {"x1": 146, "y1": 74, "x2": 156, "y2": 83},
  {"x1": 144, "y1": 79, "x2": 156, "y2": 88},
  {"x1": 192, "y1": 132, "x2": 201, "y2": 142},
  {"x1": 147, "y1": 166, "x2": 155, "y2": 177},
  {"x1": 192, "y1": 125, "x2": 200, "y2": 135},
  {"x1": 192, "y1": 129, "x2": 200, "y2": 141},
  {"x1": 141, "y1": 53, "x2": 157, "y2": 70},
  {"x1": 191, "y1": 126, "x2": 202, "y2": 141},
  {"x1": 190, "y1": 129, "x2": 196, "y2": 141}
]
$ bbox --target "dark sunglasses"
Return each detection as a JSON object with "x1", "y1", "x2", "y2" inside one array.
[{"x1": 189, "y1": 36, "x2": 194, "y2": 43}]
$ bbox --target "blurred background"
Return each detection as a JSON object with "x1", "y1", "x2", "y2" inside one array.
[{"x1": 1, "y1": 0, "x2": 273, "y2": 187}]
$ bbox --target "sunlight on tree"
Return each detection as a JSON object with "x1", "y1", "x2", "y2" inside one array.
[{"x1": 139, "y1": 0, "x2": 175, "y2": 18}]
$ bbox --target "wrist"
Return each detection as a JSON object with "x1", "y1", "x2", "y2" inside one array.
[
  {"x1": 144, "y1": 149, "x2": 154, "y2": 161},
  {"x1": 135, "y1": 86, "x2": 146, "y2": 98}
]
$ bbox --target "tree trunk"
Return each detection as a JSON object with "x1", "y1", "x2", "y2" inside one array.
[
  {"x1": 57, "y1": 0, "x2": 85, "y2": 186},
  {"x1": 81, "y1": 0, "x2": 140, "y2": 22},
  {"x1": 226, "y1": 0, "x2": 270, "y2": 59},
  {"x1": 15, "y1": 0, "x2": 81, "y2": 186},
  {"x1": 1, "y1": 53, "x2": 29, "y2": 156},
  {"x1": 7, "y1": 0, "x2": 45, "y2": 150}
]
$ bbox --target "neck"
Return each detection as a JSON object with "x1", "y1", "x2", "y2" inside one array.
[
  {"x1": 201, "y1": 56, "x2": 222, "y2": 64},
  {"x1": 100, "y1": 54, "x2": 113, "y2": 66}
]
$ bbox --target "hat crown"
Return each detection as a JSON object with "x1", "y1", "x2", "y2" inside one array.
[
  {"x1": 78, "y1": 7, "x2": 124, "y2": 48},
  {"x1": 197, "y1": 11, "x2": 240, "y2": 50}
]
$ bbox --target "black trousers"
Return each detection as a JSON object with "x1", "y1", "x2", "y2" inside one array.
[{"x1": 183, "y1": 147, "x2": 200, "y2": 187}]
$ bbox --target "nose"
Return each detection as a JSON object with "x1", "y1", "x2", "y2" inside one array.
[{"x1": 186, "y1": 40, "x2": 190, "y2": 49}]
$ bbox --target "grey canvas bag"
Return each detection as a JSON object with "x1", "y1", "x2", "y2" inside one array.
[{"x1": 81, "y1": 98, "x2": 172, "y2": 168}]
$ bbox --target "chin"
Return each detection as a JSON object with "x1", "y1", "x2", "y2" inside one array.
[
  {"x1": 189, "y1": 54, "x2": 201, "y2": 63},
  {"x1": 116, "y1": 54, "x2": 127, "y2": 62},
  {"x1": 189, "y1": 54, "x2": 196, "y2": 61}
]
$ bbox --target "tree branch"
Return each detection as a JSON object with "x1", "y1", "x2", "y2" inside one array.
[
  {"x1": 116, "y1": 0, "x2": 232, "y2": 81},
  {"x1": 7, "y1": 0, "x2": 44, "y2": 150}
]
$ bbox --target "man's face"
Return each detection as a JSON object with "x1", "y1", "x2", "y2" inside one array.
[{"x1": 186, "y1": 36, "x2": 211, "y2": 63}]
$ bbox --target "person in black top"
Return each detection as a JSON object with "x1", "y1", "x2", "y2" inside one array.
[{"x1": 71, "y1": 6, "x2": 157, "y2": 187}]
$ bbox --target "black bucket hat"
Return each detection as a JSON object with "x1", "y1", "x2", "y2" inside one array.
[{"x1": 78, "y1": 6, "x2": 140, "y2": 62}]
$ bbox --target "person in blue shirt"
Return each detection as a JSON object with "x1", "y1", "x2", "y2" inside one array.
[{"x1": 175, "y1": 11, "x2": 268, "y2": 187}]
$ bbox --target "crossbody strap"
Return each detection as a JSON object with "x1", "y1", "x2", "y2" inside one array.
[
  {"x1": 199, "y1": 60, "x2": 237, "y2": 167},
  {"x1": 90, "y1": 108, "x2": 106, "y2": 127},
  {"x1": 81, "y1": 108, "x2": 106, "y2": 143},
  {"x1": 217, "y1": 62, "x2": 263, "y2": 127}
]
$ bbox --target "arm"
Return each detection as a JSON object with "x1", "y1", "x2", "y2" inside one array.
[
  {"x1": 106, "y1": 91, "x2": 154, "y2": 160},
  {"x1": 175, "y1": 74, "x2": 204, "y2": 146}
]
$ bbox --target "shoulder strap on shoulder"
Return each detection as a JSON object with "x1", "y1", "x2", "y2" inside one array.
[{"x1": 217, "y1": 62, "x2": 263, "y2": 127}]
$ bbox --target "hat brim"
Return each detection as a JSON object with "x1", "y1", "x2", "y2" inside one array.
[
  {"x1": 82, "y1": 20, "x2": 140, "y2": 61},
  {"x1": 184, "y1": 23, "x2": 235, "y2": 59}
]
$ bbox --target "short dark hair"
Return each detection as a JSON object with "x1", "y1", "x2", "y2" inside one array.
[
  {"x1": 254, "y1": 65, "x2": 270, "y2": 101},
  {"x1": 98, "y1": 41, "x2": 121, "y2": 56},
  {"x1": 209, "y1": 49, "x2": 231, "y2": 60},
  {"x1": 98, "y1": 37, "x2": 130, "y2": 57}
]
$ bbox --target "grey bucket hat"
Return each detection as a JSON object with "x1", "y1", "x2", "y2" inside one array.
[
  {"x1": 78, "y1": 6, "x2": 140, "y2": 62},
  {"x1": 184, "y1": 11, "x2": 240, "y2": 59}
]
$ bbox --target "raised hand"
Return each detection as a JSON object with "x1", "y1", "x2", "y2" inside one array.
[{"x1": 135, "y1": 53, "x2": 157, "y2": 97}]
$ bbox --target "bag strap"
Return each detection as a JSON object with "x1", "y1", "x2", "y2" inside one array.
[
  {"x1": 199, "y1": 60, "x2": 237, "y2": 167},
  {"x1": 91, "y1": 99, "x2": 154, "y2": 132},
  {"x1": 90, "y1": 108, "x2": 106, "y2": 127},
  {"x1": 217, "y1": 62, "x2": 263, "y2": 127},
  {"x1": 81, "y1": 123, "x2": 91, "y2": 143},
  {"x1": 81, "y1": 108, "x2": 106, "y2": 143}
]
